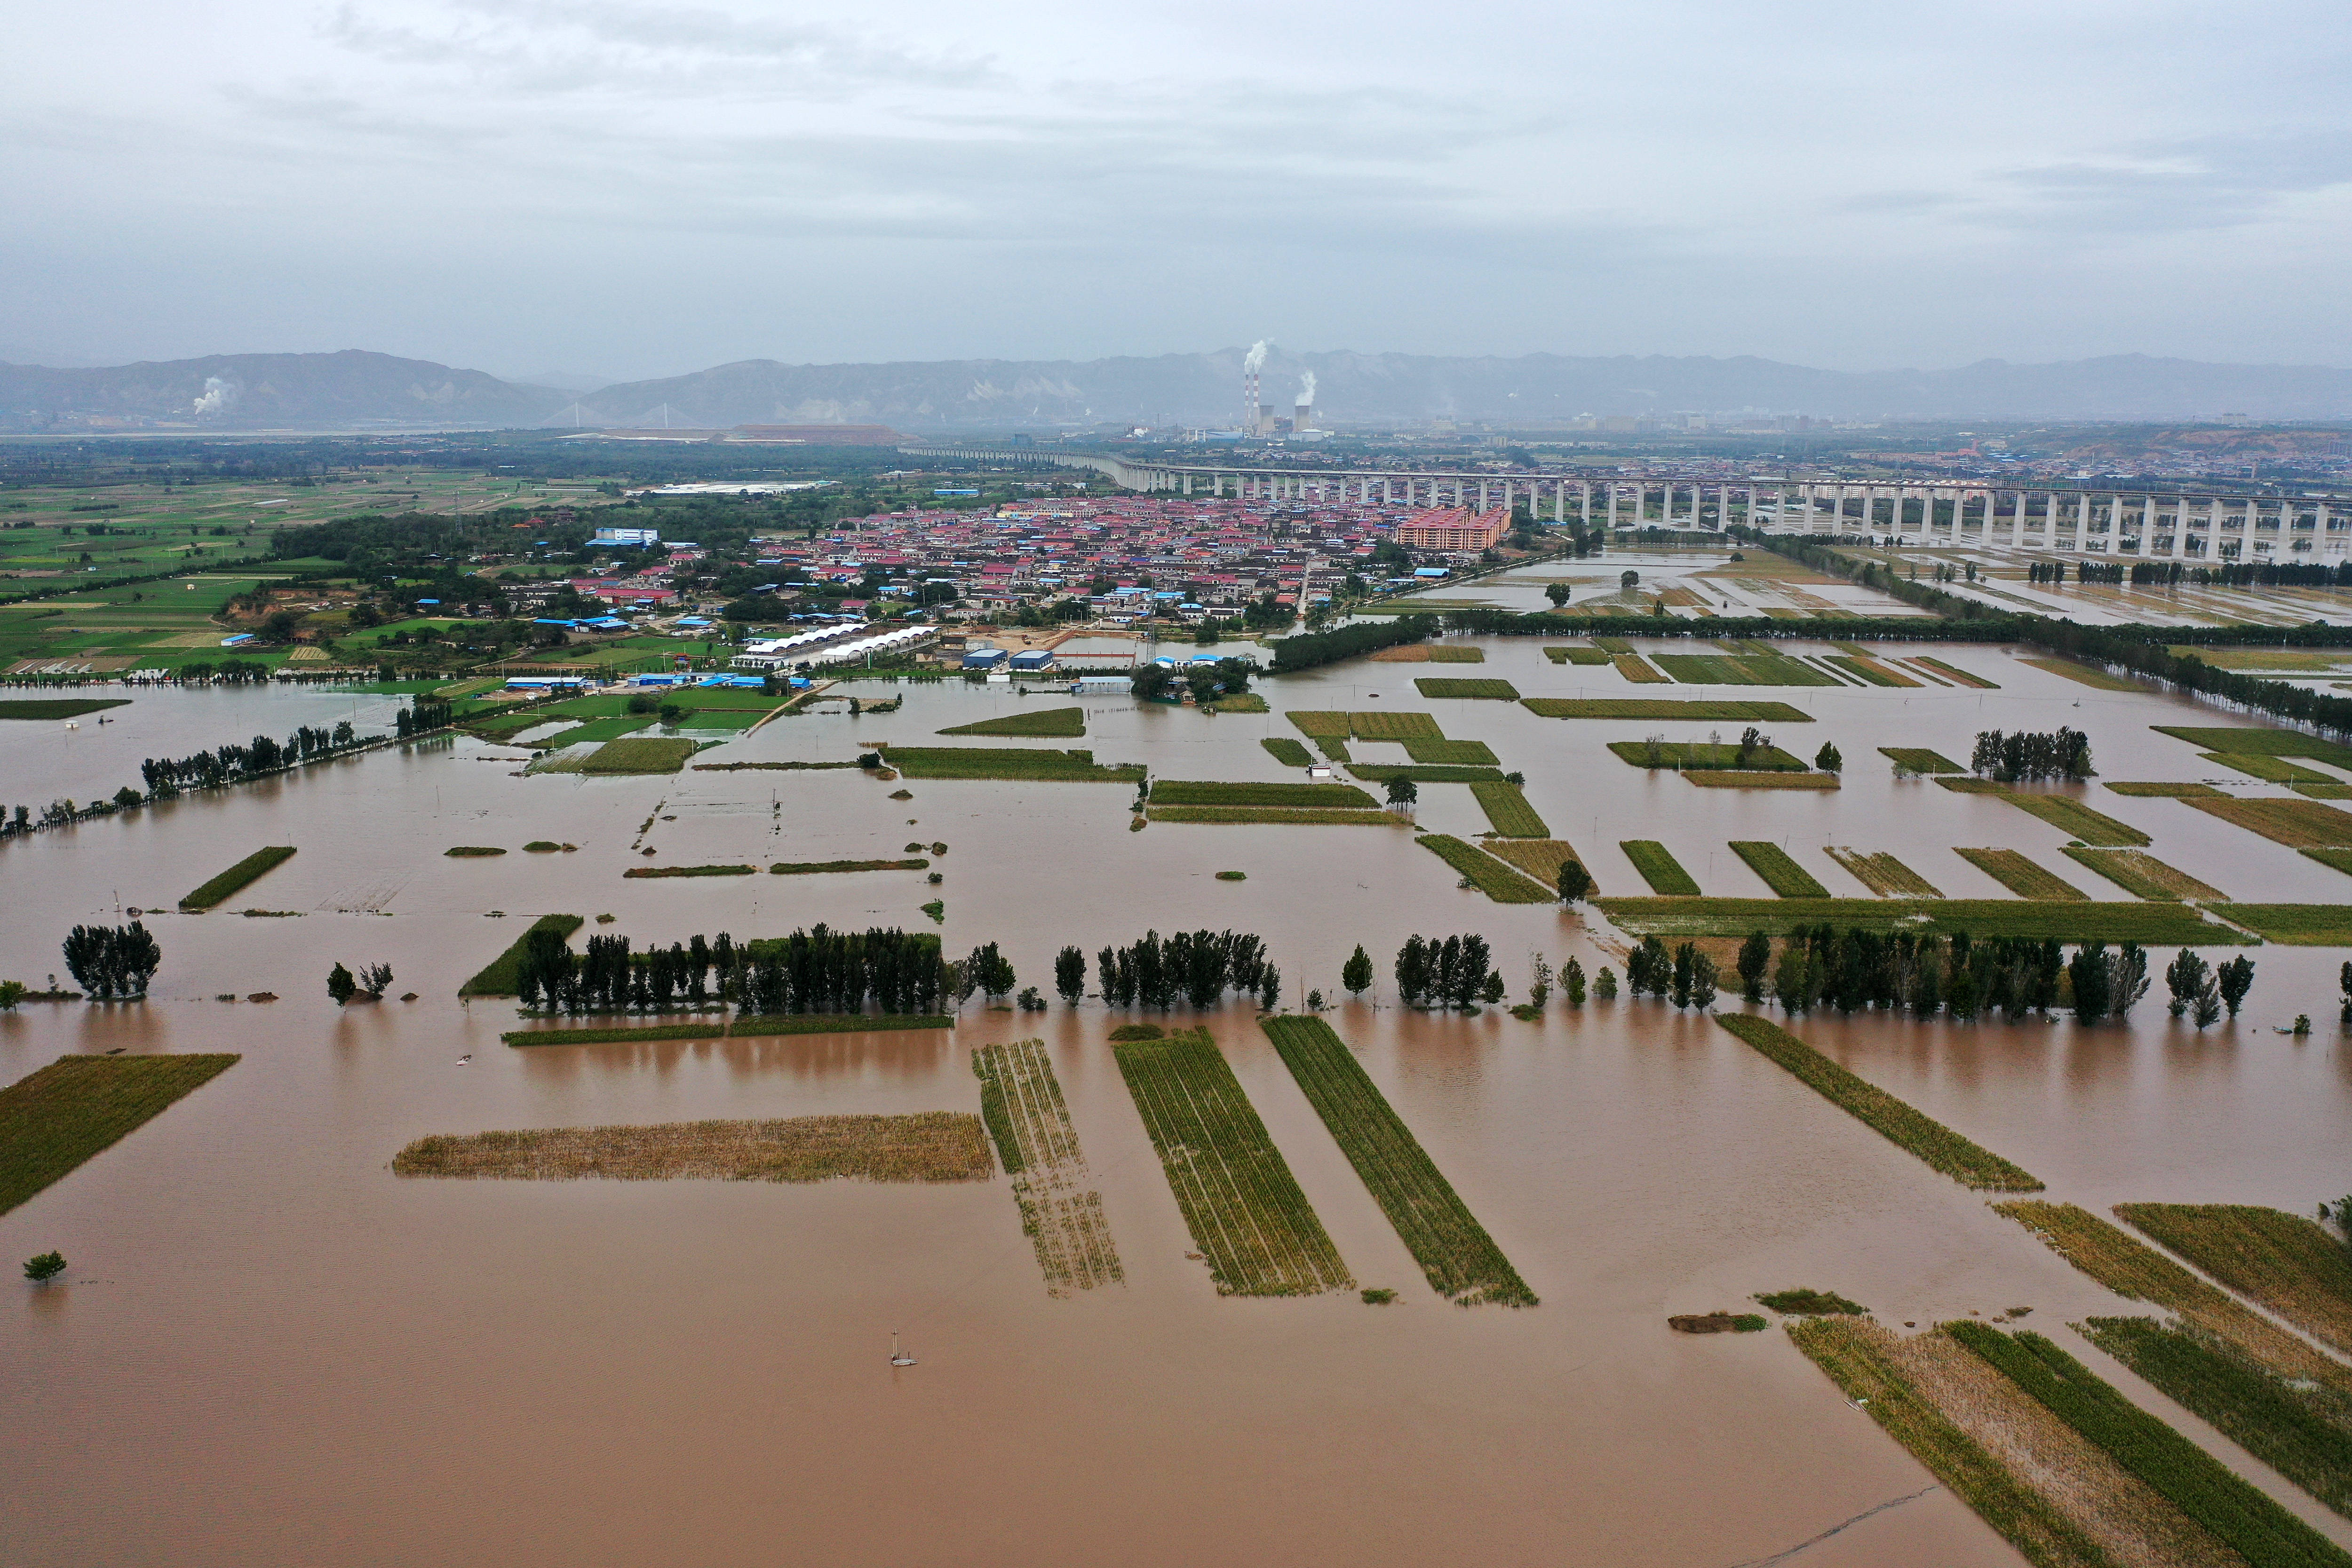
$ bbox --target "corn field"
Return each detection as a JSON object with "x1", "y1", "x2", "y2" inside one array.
[
  {"x1": 1261, "y1": 1017, "x2": 1537, "y2": 1307},
  {"x1": 972, "y1": 1039, "x2": 1123, "y2": 1297},
  {"x1": 1111, "y1": 1027, "x2": 1352, "y2": 1297}
]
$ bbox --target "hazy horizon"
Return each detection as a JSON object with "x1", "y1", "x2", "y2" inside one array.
[{"x1": 7, "y1": 0, "x2": 2349, "y2": 382}]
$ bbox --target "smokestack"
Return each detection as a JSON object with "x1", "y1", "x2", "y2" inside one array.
[
  {"x1": 1242, "y1": 340, "x2": 1267, "y2": 433},
  {"x1": 1293, "y1": 371, "x2": 1316, "y2": 431}
]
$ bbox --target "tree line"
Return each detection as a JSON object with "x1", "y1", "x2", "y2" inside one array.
[
  {"x1": 1970, "y1": 727, "x2": 2092, "y2": 782},
  {"x1": 141, "y1": 722, "x2": 360, "y2": 795},
  {"x1": 1076, "y1": 930, "x2": 1278, "y2": 1010},
  {"x1": 1265, "y1": 615, "x2": 1434, "y2": 673},
  {"x1": 517, "y1": 925, "x2": 950, "y2": 1016}
]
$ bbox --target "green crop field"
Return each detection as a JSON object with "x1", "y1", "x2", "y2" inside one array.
[
  {"x1": 1285, "y1": 709, "x2": 1352, "y2": 738},
  {"x1": 1596, "y1": 897, "x2": 2233, "y2": 942},
  {"x1": 1614, "y1": 653, "x2": 1669, "y2": 683},
  {"x1": 1937, "y1": 779, "x2": 2152, "y2": 845},
  {"x1": 1607, "y1": 740, "x2": 1807, "y2": 772},
  {"x1": 768, "y1": 859, "x2": 930, "y2": 875},
  {"x1": 1949, "y1": 1324, "x2": 2352, "y2": 1568},
  {"x1": 879, "y1": 747, "x2": 1145, "y2": 783},
  {"x1": 1651, "y1": 653, "x2": 1840, "y2": 686},
  {"x1": 1730, "y1": 841, "x2": 1829, "y2": 898},
  {"x1": 2155, "y1": 726, "x2": 2352, "y2": 770},
  {"x1": 2305, "y1": 848, "x2": 2352, "y2": 876},
  {"x1": 1621, "y1": 839, "x2": 1700, "y2": 895},
  {"x1": 2116, "y1": 1204, "x2": 2352, "y2": 1357},
  {"x1": 1347, "y1": 764, "x2": 1508, "y2": 783},
  {"x1": 1414, "y1": 677, "x2": 1520, "y2": 700},
  {"x1": 1468, "y1": 781, "x2": 1549, "y2": 837},
  {"x1": 1261, "y1": 1017, "x2": 1535, "y2": 1307},
  {"x1": 1955, "y1": 847, "x2": 2088, "y2": 900},
  {"x1": 1259, "y1": 736, "x2": 1314, "y2": 767},
  {"x1": 1913, "y1": 656, "x2": 1998, "y2": 688},
  {"x1": 1716, "y1": 1015, "x2": 2041, "y2": 1190},
  {"x1": 2060, "y1": 847, "x2": 2224, "y2": 902},
  {"x1": 179, "y1": 845, "x2": 296, "y2": 910},
  {"x1": 1402, "y1": 737, "x2": 1497, "y2": 765},
  {"x1": 1825, "y1": 848, "x2": 1941, "y2": 897},
  {"x1": 0, "y1": 1054, "x2": 241, "y2": 1215},
  {"x1": 1146, "y1": 805, "x2": 1401, "y2": 826},
  {"x1": 1543, "y1": 645, "x2": 1612, "y2": 665},
  {"x1": 459, "y1": 914, "x2": 585, "y2": 997},
  {"x1": 1683, "y1": 771, "x2": 1839, "y2": 790},
  {"x1": 1417, "y1": 834, "x2": 1556, "y2": 902},
  {"x1": 1879, "y1": 747, "x2": 1964, "y2": 774},
  {"x1": 2105, "y1": 781, "x2": 2224, "y2": 797},
  {"x1": 1827, "y1": 654, "x2": 1922, "y2": 687},
  {"x1": 1346, "y1": 710, "x2": 1445, "y2": 740},
  {"x1": 1151, "y1": 780, "x2": 1378, "y2": 809},
  {"x1": 1112, "y1": 1027, "x2": 1353, "y2": 1297},
  {"x1": 2185, "y1": 796, "x2": 2352, "y2": 848},
  {"x1": 936, "y1": 705, "x2": 1086, "y2": 738},
  {"x1": 1484, "y1": 838, "x2": 1591, "y2": 892},
  {"x1": 0, "y1": 697, "x2": 131, "y2": 719},
  {"x1": 1523, "y1": 698, "x2": 1813, "y2": 722},
  {"x1": 622, "y1": 864, "x2": 755, "y2": 878},
  {"x1": 2201, "y1": 750, "x2": 2337, "y2": 784}
]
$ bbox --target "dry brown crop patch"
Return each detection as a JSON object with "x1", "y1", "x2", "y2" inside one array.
[{"x1": 391, "y1": 1113, "x2": 992, "y2": 1183}]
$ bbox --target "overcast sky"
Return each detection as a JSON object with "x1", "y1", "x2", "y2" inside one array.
[{"x1": 5, "y1": 0, "x2": 2348, "y2": 380}]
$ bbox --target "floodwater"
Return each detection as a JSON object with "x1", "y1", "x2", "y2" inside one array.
[{"x1": 6, "y1": 638, "x2": 2352, "y2": 1566}]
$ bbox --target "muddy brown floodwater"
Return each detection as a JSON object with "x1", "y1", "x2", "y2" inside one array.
[{"x1": 5, "y1": 637, "x2": 2352, "y2": 1565}]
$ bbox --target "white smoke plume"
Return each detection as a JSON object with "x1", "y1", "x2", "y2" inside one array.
[
  {"x1": 1295, "y1": 371, "x2": 1316, "y2": 406},
  {"x1": 192, "y1": 376, "x2": 235, "y2": 415},
  {"x1": 1242, "y1": 340, "x2": 1267, "y2": 374}
]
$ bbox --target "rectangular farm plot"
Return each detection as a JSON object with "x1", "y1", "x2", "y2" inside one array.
[
  {"x1": 2019, "y1": 657, "x2": 2145, "y2": 692},
  {"x1": 2061, "y1": 848, "x2": 2225, "y2": 902},
  {"x1": 936, "y1": 705, "x2": 1085, "y2": 739},
  {"x1": 879, "y1": 747, "x2": 1144, "y2": 783},
  {"x1": 1912, "y1": 656, "x2": 1998, "y2": 688},
  {"x1": 1524, "y1": 698, "x2": 1813, "y2": 722},
  {"x1": 1879, "y1": 747, "x2": 1965, "y2": 775},
  {"x1": 2217, "y1": 906, "x2": 2352, "y2": 945},
  {"x1": 1468, "y1": 781, "x2": 1548, "y2": 837},
  {"x1": 973, "y1": 1040, "x2": 1121, "y2": 1296},
  {"x1": 1826, "y1": 848, "x2": 1942, "y2": 898},
  {"x1": 1260, "y1": 1018, "x2": 1535, "y2": 1306},
  {"x1": 1608, "y1": 740, "x2": 1806, "y2": 772},
  {"x1": 1413, "y1": 677, "x2": 1520, "y2": 700},
  {"x1": 1955, "y1": 848, "x2": 2089, "y2": 900},
  {"x1": 1285, "y1": 710, "x2": 1353, "y2": 739},
  {"x1": 2200, "y1": 751, "x2": 2338, "y2": 785},
  {"x1": 2183, "y1": 796, "x2": 2352, "y2": 849},
  {"x1": 2153, "y1": 725, "x2": 2352, "y2": 770},
  {"x1": 1825, "y1": 654, "x2": 1921, "y2": 687},
  {"x1": 390, "y1": 1113, "x2": 992, "y2": 1183},
  {"x1": 1730, "y1": 841, "x2": 1830, "y2": 898},
  {"x1": 1543, "y1": 645, "x2": 1612, "y2": 665},
  {"x1": 1482, "y1": 839, "x2": 1593, "y2": 893},
  {"x1": 1260, "y1": 737, "x2": 1313, "y2": 768},
  {"x1": 1147, "y1": 806, "x2": 1400, "y2": 826},
  {"x1": 1613, "y1": 653, "x2": 1669, "y2": 684},
  {"x1": 1683, "y1": 771, "x2": 1838, "y2": 790},
  {"x1": 0, "y1": 1054, "x2": 241, "y2": 1215},
  {"x1": 1346, "y1": 710, "x2": 1444, "y2": 740},
  {"x1": 1152, "y1": 780, "x2": 1378, "y2": 810},
  {"x1": 1402, "y1": 737, "x2": 1496, "y2": 765},
  {"x1": 2106, "y1": 781, "x2": 2225, "y2": 798},
  {"x1": 1652, "y1": 653, "x2": 1840, "y2": 686},
  {"x1": 1111, "y1": 1028, "x2": 1352, "y2": 1297},
  {"x1": 1418, "y1": 835, "x2": 1556, "y2": 902},
  {"x1": 1936, "y1": 779, "x2": 2152, "y2": 846},
  {"x1": 1621, "y1": 839, "x2": 1700, "y2": 896}
]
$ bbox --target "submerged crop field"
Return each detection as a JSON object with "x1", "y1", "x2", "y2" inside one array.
[
  {"x1": 1261, "y1": 1017, "x2": 1534, "y2": 1306},
  {"x1": 0, "y1": 1054, "x2": 241, "y2": 1215},
  {"x1": 1111, "y1": 1027, "x2": 1352, "y2": 1296},
  {"x1": 390, "y1": 1114, "x2": 993, "y2": 1183},
  {"x1": 972, "y1": 1039, "x2": 1122, "y2": 1296}
]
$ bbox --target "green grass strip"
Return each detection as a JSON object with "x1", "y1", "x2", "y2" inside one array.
[
  {"x1": 1414, "y1": 677, "x2": 1519, "y2": 699},
  {"x1": 1608, "y1": 740, "x2": 1808, "y2": 772},
  {"x1": 2304, "y1": 848, "x2": 2352, "y2": 876},
  {"x1": 1956, "y1": 848, "x2": 2089, "y2": 900},
  {"x1": 1543, "y1": 645, "x2": 1612, "y2": 665},
  {"x1": 1715, "y1": 1014, "x2": 2042, "y2": 1190},
  {"x1": 2154, "y1": 726, "x2": 2352, "y2": 770},
  {"x1": 1948, "y1": 1323, "x2": 2352, "y2": 1568},
  {"x1": 1914, "y1": 656, "x2": 1999, "y2": 688},
  {"x1": 1786, "y1": 1319, "x2": 2115, "y2": 1568},
  {"x1": 935, "y1": 705, "x2": 1085, "y2": 738},
  {"x1": 179, "y1": 845, "x2": 296, "y2": 910},
  {"x1": 1683, "y1": 771, "x2": 1839, "y2": 789},
  {"x1": 1522, "y1": 697, "x2": 1814, "y2": 721},
  {"x1": 2201, "y1": 750, "x2": 2338, "y2": 784},
  {"x1": 1152, "y1": 780, "x2": 1378, "y2": 809},
  {"x1": 1111, "y1": 1027, "x2": 1352, "y2": 1297},
  {"x1": 769, "y1": 859, "x2": 930, "y2": 875},
  {"x1": 1417, "y1": 834, "x2": 1556, "y2": 902},
  {"x1": 1146, "y1": 805, "x2": 1399, "y2": 825},
  {"x1": 1260, "y1": 1017, "x2": 1536, "y2": 1306},
  {"x1": 2105, "y1": 781, "x2": 2225, "y2": 797},
  {"x1": 502, "y1": 1022, "x2": 728, "y2": 1046},
  {"x1": 1285, "y1": 709, "x2": 1352, "y2": 738},
  {"x1": 624, "y1": 863, "x2": 756, "y2": 878},
  {"x1": 2078, "y1": 1316, "x2": 2352, "y2": 1520},
  {"x1": 1469, "y1": 780, "x2": 1549, "y2": 837},
  {"x1": 1621, "y1": 839, "x2": 1700, "y2": 895},
  {"x1": 1260, "y1": 736, "x2": 1314, "y2": 767},
  {"x1": 879, "y1": 746, "x2": 1144, "y2": 783},
  {"x1": 458, "y1": 914, "x2": 585, "y2": 997},
  {"x1": 1880, "y1": 746, "x2": 1965, "y2": 774},
  {"x1": 1598, "y1": 897, "x2": 2229, "y2": 942},
  {"x1": 1729, "y1": 841, "x2": 1830, "y2": 898},
  {"x1": 0, "y1": 1054, "x2": 240, "y2": 1215},
  {"x1": 1937, "y1": 779, "x2": 2153, "y2": 846}
]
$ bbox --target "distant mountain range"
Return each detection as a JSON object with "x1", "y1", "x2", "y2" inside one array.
[{"x1": 4, "y1": 346, "x2": 2350, "y2": 433}]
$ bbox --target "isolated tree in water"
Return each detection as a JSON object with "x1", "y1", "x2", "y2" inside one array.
[
  {"x1": 326, "y1": 962, "x2": 357, "y2": 1006},
  {"x1": 1384, "y1": 776, "x2": 1418, "y2": 810},
  {"x1": 24, "y1": 1252, "x2": 65, "y2": 1283},
  {"x1": 1814, "y1": 741, "x2": 1843, "y2": 774},
  {"x1": 1341, "y1": 945, "x2": 1373, "y2": 998},
  {"x1": 2217, "y1": 956, "x2": 2255, "y2": 1017},
  {"x1": 1544, "y1": 583, "x2": 1571, "y2": 609},
  {"x1": 1556, "y1": 860, "x2": 1592, "y2": 903},
  {"x1": 1053, "y1": 946, "x2": 1086, "y2": 1005}
]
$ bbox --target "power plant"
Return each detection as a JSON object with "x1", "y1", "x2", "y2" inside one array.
[{"x1": 1239, "y1": 341, "x2": 1319, "y2": 437}]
